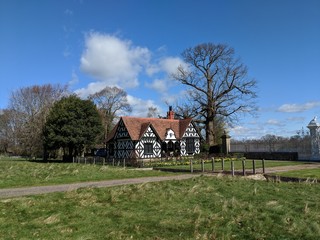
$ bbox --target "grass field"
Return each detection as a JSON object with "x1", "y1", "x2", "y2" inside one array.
[
  {"x1": 277, "y1": 168, "x2": 320, "y2": 179},
  {"x1": 1, "y1": 176, "x2": 320, "y2": 239},
  {"x1": 0, "y1": 158, "x2": 175, "y2": 189},
  {"x1": 156, "y1": 159, "x2": 305, "y2": 172},
  {"x1": 0, "y1": 157, "x2": 309, "y2": 189}
]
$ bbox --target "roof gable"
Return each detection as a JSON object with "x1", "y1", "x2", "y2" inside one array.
[
  {"x1": 139, "y1": 123, "x2": 161, "y2": 140},
  {"x1": 107, "y1": 116, "x2": 195, "y2": 142}
]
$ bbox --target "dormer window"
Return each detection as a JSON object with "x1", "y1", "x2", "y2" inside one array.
[{"x1": 165, "y1": 129, "x2": 176, "y2": 141}]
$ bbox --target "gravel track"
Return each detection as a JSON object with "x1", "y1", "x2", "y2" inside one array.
[{"x1": 1, "y1": 163, "x2": 320, "y2": 199}]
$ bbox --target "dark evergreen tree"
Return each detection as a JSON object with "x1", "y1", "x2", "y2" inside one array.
[{"x1": 43, "y1": 95, "x2": 103, "y2": 161}]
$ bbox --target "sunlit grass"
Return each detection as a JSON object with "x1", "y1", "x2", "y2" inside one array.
[
  {"x1": 156, "y1": 159, "x2": 305, "y2": 172},
  {"x1": 277, "y1": 168, "x2": 320, "y2": 179},
  {"x1": 0, "y1": 158, "x2": 175, "y2": 189},
  {"x1": 1, "y1": 176, "x2": 320, "y2": 239}
]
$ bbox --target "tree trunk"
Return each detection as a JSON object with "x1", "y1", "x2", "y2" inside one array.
[
  {"x1": 206, "y1": 73, "x2": 216, "y2": 146},
  {"x1": 206, "y1": 119, "x2": 216, "y2": 146}
]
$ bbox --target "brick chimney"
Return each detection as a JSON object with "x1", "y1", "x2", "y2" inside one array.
[{"x1": 167, "y1": 106, "x2": 175, "y2": 120}]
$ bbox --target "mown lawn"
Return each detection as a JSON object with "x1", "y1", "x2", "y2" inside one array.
[
  {"x1": 1, "y1": 176, "x2": 320, "y2": 239},
  {"x1": 0, "y1": 158, "x2": 175, "y2": 189}
]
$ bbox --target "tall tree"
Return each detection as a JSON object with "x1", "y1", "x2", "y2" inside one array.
[
  {"x1": 43, "y1": 95, "x2": 103, "y2": 161},
  {"x1": 88, "y1": 86, "x2": 132, "y2": 139},
  {"x1": 6, "y1": 84, "x2": 68, "y2": 157},
  {"x1": 0, "y1": 109, "x2": 15, "y2": 154},
  {"x1": 172, "y1": 43, "x2": 257, "y2": 146}
]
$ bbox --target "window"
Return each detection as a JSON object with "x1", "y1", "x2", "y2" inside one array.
[
  {"x1": 144, "y1": 143, "x2": 153, "y2": 155},
  {"x1": 186, "y1": 138, "x2": 195, "y2": 154},
  {"x1": 167, "y1": 141, "x2": 174, "y2": 151},
  {"x1": 109, "y1": 144, "x2": 114, "y2": 156}
]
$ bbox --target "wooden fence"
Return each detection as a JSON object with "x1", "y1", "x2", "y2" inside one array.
[
  {"x1": 73, "y1": 156, "x2": 128, "y2": 167},
  {"x1": 188, "y1": 157, "x2": 265, "y2": 176},
  {"x1": 73, "y1": 156, "x2": 266, "y2": 176}
]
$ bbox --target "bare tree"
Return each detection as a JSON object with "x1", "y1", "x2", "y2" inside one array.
[
  {"x1": 7, "y1": 84, "x2": 68, "y2": 157},
  {"x1": 147, "y1": 106, "x2": 159, "y2": 118},
  {"x1": 172, "y1": 43, "x2": 257, "y2": 146},
  {"x1": 0, "y1": 109, "x2": 15, "y2": 154},
  {"x1": 88, "y1": 86, "x2": 132, "y2": 139}
]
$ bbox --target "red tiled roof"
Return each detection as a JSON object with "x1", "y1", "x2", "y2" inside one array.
[{"x1": 107, "y1": 116, "x2": 193, "y2": 142}]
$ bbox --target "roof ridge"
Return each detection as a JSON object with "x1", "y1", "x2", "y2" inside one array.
[
  {"x1": 121, "y1": 116, "x2": 192, "y2": 121},
  {"x1": 107, "y1": 116, "x2": 195, "y2": 142}
]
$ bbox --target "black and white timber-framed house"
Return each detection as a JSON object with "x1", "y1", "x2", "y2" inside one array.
[{"x1": 106, "y1": 107, "x2": 201, "y2": 160}]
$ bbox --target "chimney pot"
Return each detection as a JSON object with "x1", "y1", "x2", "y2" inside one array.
[{"x1": 167, "y1": 106, "x2": 174, "y2": 119}]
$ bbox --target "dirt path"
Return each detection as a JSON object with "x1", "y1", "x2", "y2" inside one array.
[
  {"x1": 1, "y1": 163, "x2": 320, "y2": 199},
  {"x1": 0, "y1": 174, "x2": 197, "y2": 199},
  {"x1": 264, "y1": 163, "x2": 320, "y2": 173}
]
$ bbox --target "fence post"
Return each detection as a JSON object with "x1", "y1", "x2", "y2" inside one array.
[
  {"x1": 84, "y1": 157, "x2": 87, "y2": 164},
  {"x1": 112, "y1": 158, "x2": 115, "y2": 166},
  {"x1": 252, "y1": 160, "x2": 256, "y2": 174},
  {"x1": 262, "y1": 159, "x2": 265, "y2": 174},
  {"x1": 73, "y1": 157, "x2": 75, "y2": 164},
  {"x1": 93, "y1": 157, "x2": 96, "y2": 165},
  {"x1": 231, "y1": 161, "x2": 235, "y2": 177},
  {"x1": 211, "y1": 157, "x2": 215, "y2": 172},
  {"x1": 201, "y1": 159, "x2": 204, "y2": 172},
  {"x1": 123, "y1": 158, "x2": 126, "y2": 168},
  {"x1": 222, "y1": 159, "x2": 225, "y2": 171},
  {"x1": 103, "y1": 157, "x2": 105, "y2": 165},
  {"x1": 190, "y1": 158, "x2": 193, "y2": 173},
  {"x1": 242, "y1": 160, "x2": 246, "y2": 176}
]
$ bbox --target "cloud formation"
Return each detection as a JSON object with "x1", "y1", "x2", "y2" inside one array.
[
  {"x1": 76, "y1": 32, "x2": 186, "y2": 116},
  {"x1": 266, "y1": 119, "x2": 285, "y2": 126},
  {"x1": 277, "y1": 101, "x2": 320, "y2": 113},
  {"x1": 145, "y1": 57, "x2": 186, "y2": 92},
  {"x1": 146, "y1": 57, "x2": 185, "y2": 76},
  {"x1": 145, "y1": 79, "x2": 167, "y2": 92},
  {"x1": 80, "y1": 32, "x2": 151, "y2": 93},
  {"x1": 68, "y1": 70, "x2": 79, "y2": 87},
  {"x1": 127, "y1": 95, "x2": 163, "y2": 117}
]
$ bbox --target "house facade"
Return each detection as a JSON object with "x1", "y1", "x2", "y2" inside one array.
[{"x1": 106, "y1": 108, "x2": 200, "y2": 159}]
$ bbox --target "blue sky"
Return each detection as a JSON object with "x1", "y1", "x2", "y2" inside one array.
[{"x1": 1, "y1": 0, "x2": 319, "y2": 140}]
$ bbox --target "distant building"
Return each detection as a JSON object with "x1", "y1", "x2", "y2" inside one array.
[
  {"x1": 307, "y1": 117, "x2": 320, "y2": 160},
  {"x1": 106, "y1": 107, "x2": 201, "y2": 159}
]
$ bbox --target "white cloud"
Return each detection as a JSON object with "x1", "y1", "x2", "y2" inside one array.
[
  {"x1": 229, "y1": 125, "x2": 266, "y2": 140},
  {"x1": 75, "y1": 32, "x2": 187, "y2": 116},
  {"x1": 74, "y1": 81, "x2": 109, "y2": 98},
  {"x1": 80, "y1": 32, "x2": 151, "y2": 89},
  {"x1": 145, "y1": 79, "x2": 167, "y2": 92},
  {"x1": 160, "y1": 89, "x2": 189, "y2": 105},
  {"x1": 277, "y1": 101, "x2": 320, "y2": 113},
  {"x1": 127, "y1": 95, "x2": 163, "y2": 117},
  {"x1": 146, "y1": 56, "x2": 186, "y2": 76},
  {"x1": 76, "y1": 32, "x2": 188, "y2": 100},
  {"x1": 145, "y1": 57, "x2": 186, "y2": 93},
  {"x1": 266, "y1": 119, "x2": 285, "y2": 126},
  {"x1": 159, "y1": 57, "x2": 186, "y2": 75},
  {"x1": 68, "y1": 70, "x2": 79, "y2": 87}
]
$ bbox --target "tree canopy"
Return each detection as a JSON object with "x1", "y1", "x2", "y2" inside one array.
[
  {"x1": 0, "y1": 84, "x2": 68, "y2": 157},
  {"x1": 172, "y1": 43, "x2": 257, "y2": 146},
  {"x1": 88, "y1": 86, "x2": 132, "y2": 138},
  {"x1": 43, "y1": 95, "x2": 103, "y2": 160}
]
